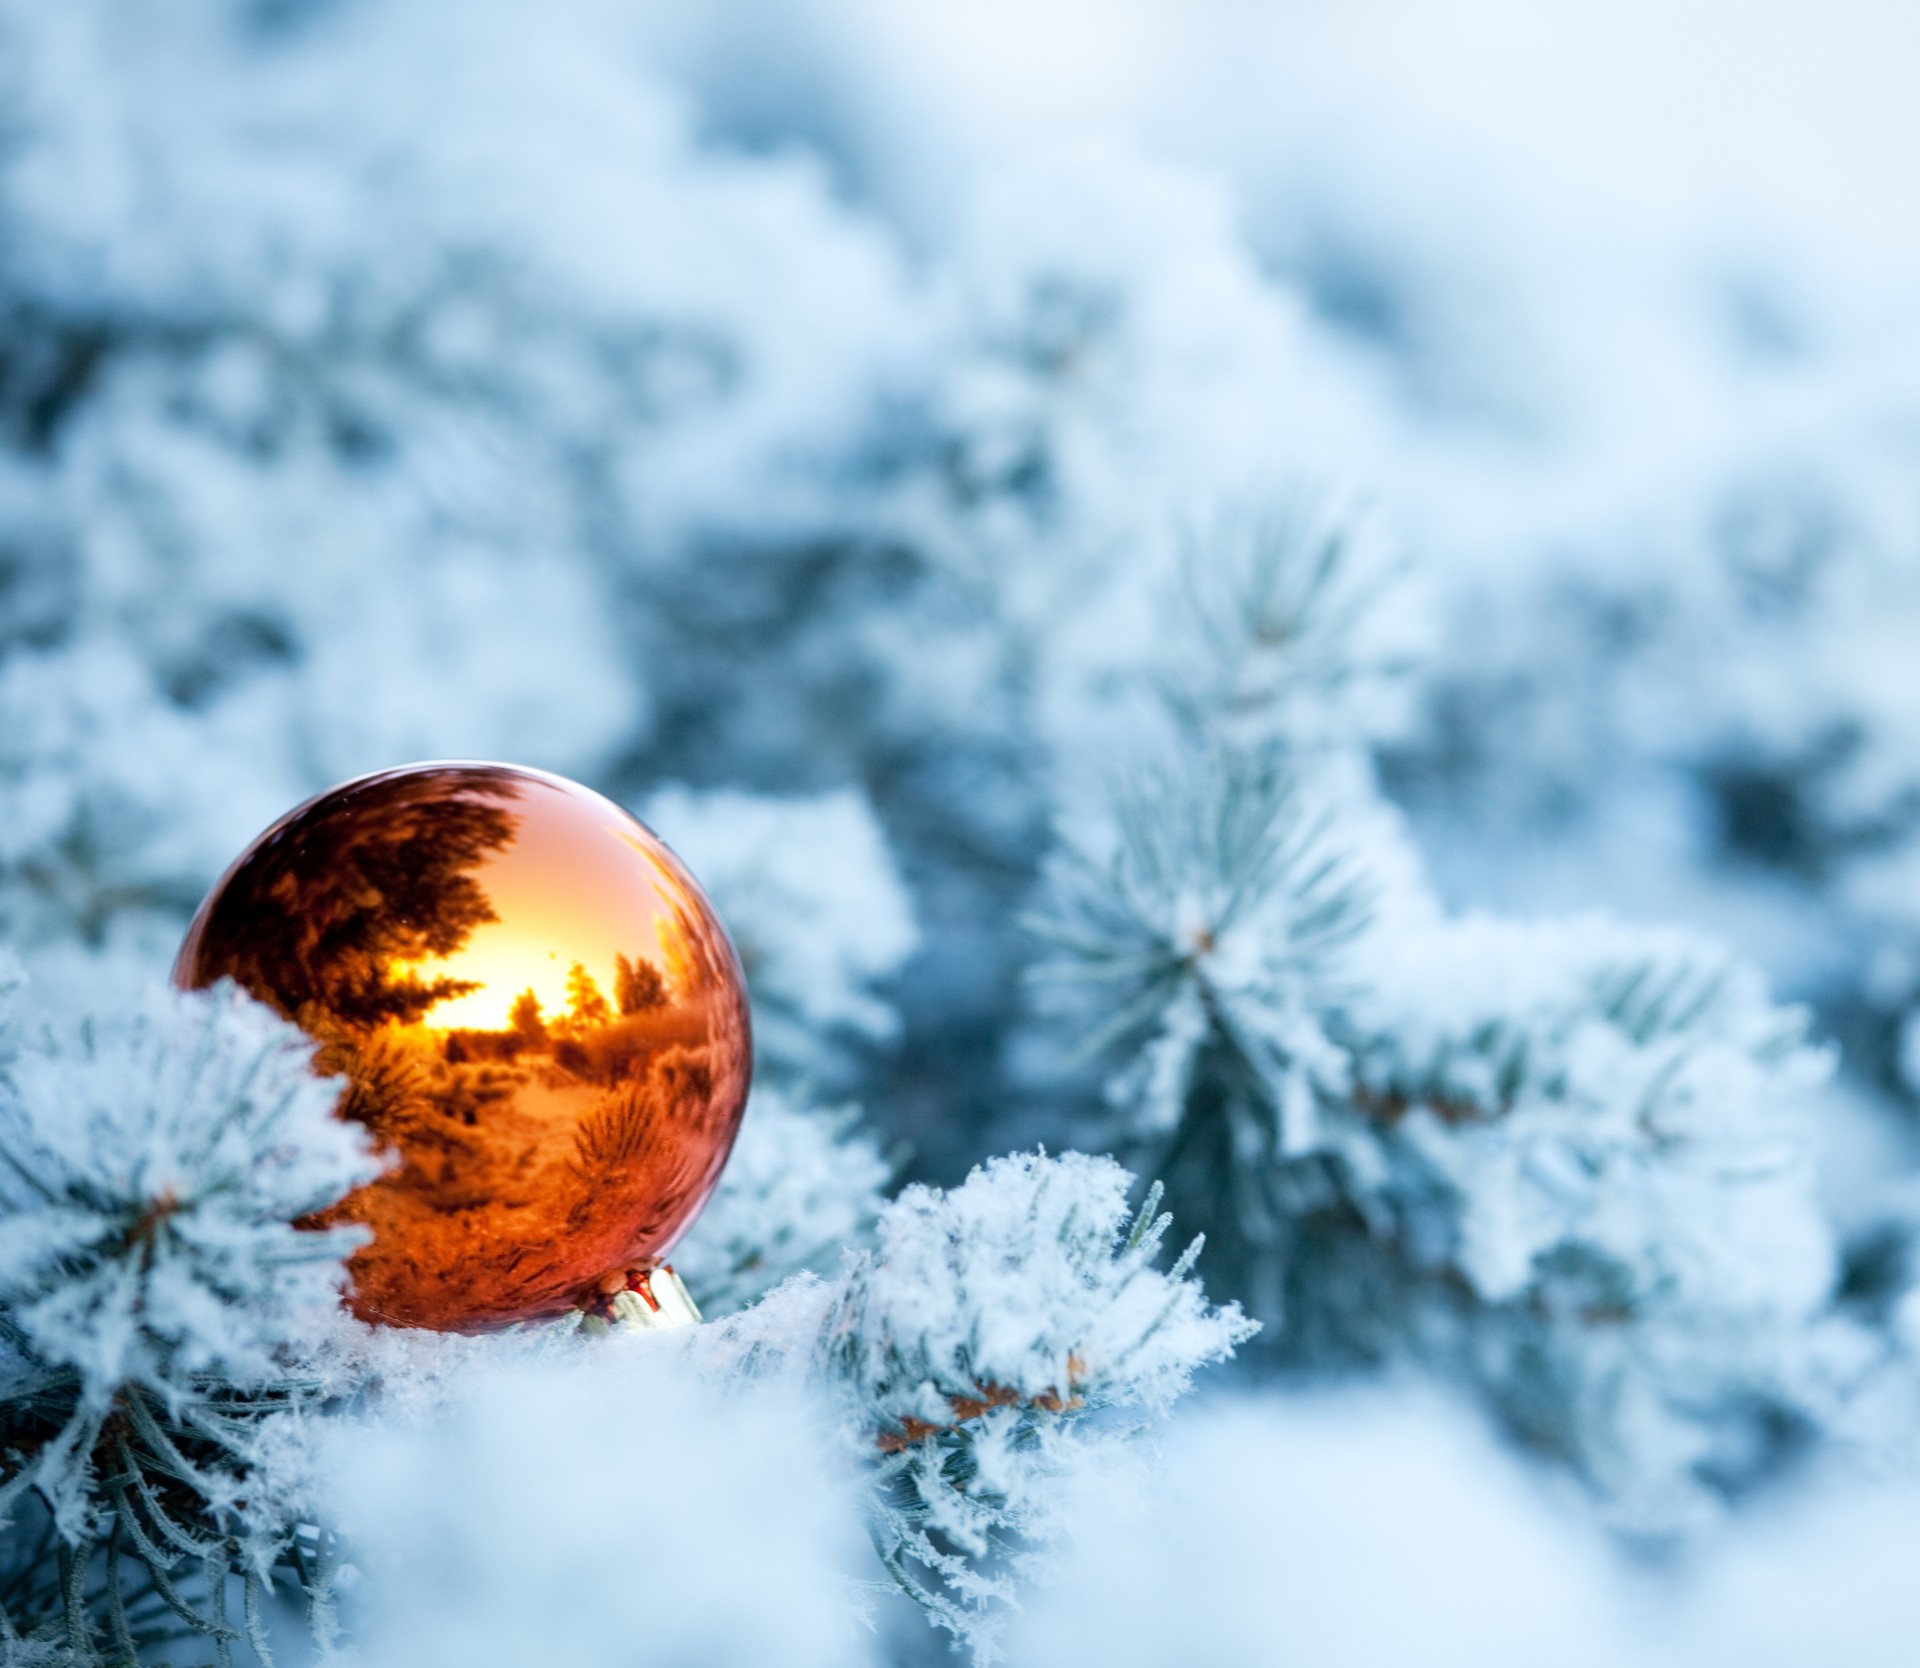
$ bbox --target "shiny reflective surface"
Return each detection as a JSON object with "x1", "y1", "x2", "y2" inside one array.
[{"x1": 174, "y1": 763, "x2": 751, "y2": 1331}]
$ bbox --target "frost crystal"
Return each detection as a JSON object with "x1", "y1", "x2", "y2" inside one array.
[
  {"x1": 698, "y1": 1150, "x2": 1255, "y2": 1662},
  {"x1": 828, "y1": 1151, "x2": 1252, "y2": 1431},
  {"x1": 0, "y1": 981, "x2": 379, "y2": 1410},
  {"x1": 1036, "y1": 739, "x2": 1860, "y2": 1526},
  {"x1": 843, "y1": 1156, "x2": 1252, "y2": 1661},
  {"x1": 1027, "y1": 745, "x2": 1366, "y2": 1152},
  {"x1": 0, "y1": 978, "x2": 382, "y2": 1654},
  {"x1": 1, "y1": 2, "x2": 1916, "y2": 1661},
  {"x1": 1330, "y1": 912, "x2": 1851, "y2": 1527}
]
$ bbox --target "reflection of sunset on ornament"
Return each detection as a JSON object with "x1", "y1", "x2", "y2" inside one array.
[
  {"x1": 391, "y1": 808, "x2": 702, "y2": 1034},
  {"x1": 174, "y1": 762, "x2": 752, "y2": 1333}
]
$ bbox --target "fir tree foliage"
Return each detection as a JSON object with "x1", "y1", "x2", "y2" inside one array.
[
  {"x1": 0, "y1": 964, "x2": 1237, "y2": 1662},
  {"x1": 1156, "y1": 493, "x2": 1418, "y2": 754},
  {"x1": 1335, "y1": 913, "x2": 1852, "y2": 1527},
  {"x1": 831, "y1": 1153, "x2": 1253, "y2": 1661},
  {"x1": 1026, "y1": 504, "x2": 1861, "y2": 1528},
  {"x1": 1027, "y1": 743, "x2": 1366, "y2": 1150},
  {"x1": 1389, "y1": 440, "x2": 1920, "y2": 1122},
  {"x1": 0, "y1": 979, "x2": 379, "y2": 1659},
  {"x1": 700, "y1": 1150, "x2": 1255, "y2": 1663},
  {"x1": 0, "y1": 1, "x2": 1916, "y2": 1659}
]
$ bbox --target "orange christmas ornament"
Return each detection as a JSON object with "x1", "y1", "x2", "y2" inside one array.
[{"x1": 173, "y1": 763, "x2": 751, "y2": 1332}]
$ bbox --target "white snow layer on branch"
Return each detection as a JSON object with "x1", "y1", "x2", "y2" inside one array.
[
  {"x1": 826, "y1": 1150, "x2": 1252, "y2": 1429},
  {"x1": 1032, "y1": 735, "x2": 1868, "y2": 1525},
  {"x1": 1027, "y1": 744, "x2": 1377, "y2": 1149},
  {"x1": 697, "y1": 1149, "x2": 1255, "y2": 1662},
  {"x1": 0, "y1": 981, "x2": 379, "y2": 1410},
  {"x1": 936, "y1": 141, "x2": 1380, "y2": 545},
  {"x1": 700, "y1": 1150, "x2": 1255, "y2": 1423},
  {"x1": 1331, "y1": 910, "x2": 1864, "y2": 1527},
  {"x1": 1343, "y1": 910, "x2": 1838, "y2": 1317}
]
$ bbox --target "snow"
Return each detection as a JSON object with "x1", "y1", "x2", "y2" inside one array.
[
  {"x1": 3, "y1": 0, "x2": 1920, "y2": 1659},
  {"x1": 334, "y1": 1346, "x2": 872, "y2": 1668},
  {"x1": 0, "y1": 981, "x2": 378, "y2": 1409},
  {"x1": 1011, "y1": 1385, "x2": 1920, "y2": 1668}
]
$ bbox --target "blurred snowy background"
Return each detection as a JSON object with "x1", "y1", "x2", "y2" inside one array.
[{"x1": 5, "y1": 0, "x2": 1920, "y2": 1661}]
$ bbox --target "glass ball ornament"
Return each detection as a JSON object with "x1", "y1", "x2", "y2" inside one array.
[{"x1": 174, "y1": 762, "x2": 751, "y2": 1332}]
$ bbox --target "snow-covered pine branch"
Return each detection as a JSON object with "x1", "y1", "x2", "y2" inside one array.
[
  {"x1": 1016, "y1": 486, "x2": 1882, "y2": 1528},
  {"x1": 1335, "y1": 912, "x2": 1856, "y2": 1530},
  {"x1": 1029, "y1": 718, "x2": 1865, "y2": 1527},
  {"x1": 0, "y1": 980, "x2": 379, "y2": 1658},
  {"x1": 697, "y1": 1149, "x2": 1253, "y2": 1663},
  {"x1": 1024, "y1": 742, "x2": 1369, "y2": 1307},
  {"x1": 1155, "y1": 491, "x2": 1421, "y2": 756}
]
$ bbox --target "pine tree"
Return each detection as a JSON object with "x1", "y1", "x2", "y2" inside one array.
[
  {"x1": 562, "y1": 963, "x2": 611, "y2": 1032},
  {"x1": 1, "y1": 4, "x2": 1917, "y2": 1663},
  {"x1": 0, "y1": 983, "x2": 380, "y2": 1659},
  {"x1": 612, "y1": 955, "x2": 666, "y2": 1018},
  {"x1": 1023, "y1": 507, "x2": 1868, "y2": 1530}
]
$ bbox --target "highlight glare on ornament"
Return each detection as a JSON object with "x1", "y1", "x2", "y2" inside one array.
[{"x1": 174, "y1": 763, "x2": 752, "y2": 1332}]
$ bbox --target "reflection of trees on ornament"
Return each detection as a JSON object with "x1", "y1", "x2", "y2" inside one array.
[
  {"x1": 570, "y1": 1044, "x2": 722, "y2": 1248},
  {"x1": 509, "y1": 988, "x2": 548, "y2": 1049},
  {"x1": 565, "y1": 962, "x2": 613, "y2": 1030},
  {"x1": 187, "y1": 768, "x2": 522, "y2": 1029},
  {"x1": 615, "y1": 952, "x2": 668, "y2": 1015},
  {"x1": 175, "y1": 763, "x2": 752, "y2": 1331}
]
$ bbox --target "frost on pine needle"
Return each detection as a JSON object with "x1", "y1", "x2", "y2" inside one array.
[
  {"x1": 0, "y1": 982, "x2": 378, "y2": 1407},
  {"x1": 830, "y1": 1152, "x2": 1252, "y2": 1429},
  {"x1": 1034, "y1": 736, "x2": 1861, "y2": 1524},
  {"x1": 1331, "y1": 913, "x2": 1852, "y2": 1528},
  {"x1": 700, "y1": 1150, "x2": 1254, "y2": 1662},
  {"x1": 1346, "y1": 914, "x2": 1834, "y2": 1311},
  {"x1": 0, "y1": 979, "x2": 380, "y2": 1656},
  {"x1": 1157, "y1": 492, "x2": 1422, "y2": 753},
  {"x1": 1026, "y1": 745, "x2": 1367, "y2": 1314},
  {"x1": 671, "y1": 1086, "x2": 891, "y2": 1318}
]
